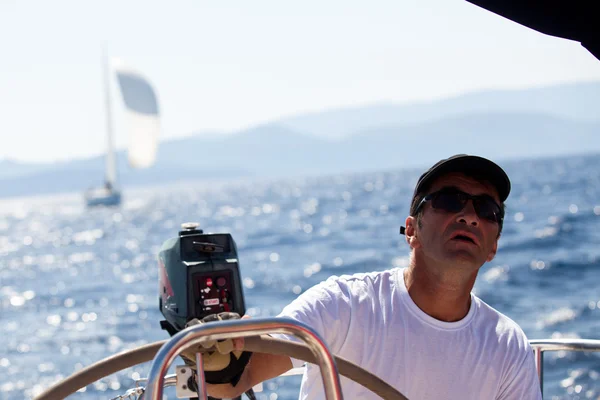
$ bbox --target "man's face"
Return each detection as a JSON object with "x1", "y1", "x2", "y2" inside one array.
[{"x1": 406, "y1": 172, "x2": 501, "y2": 270}]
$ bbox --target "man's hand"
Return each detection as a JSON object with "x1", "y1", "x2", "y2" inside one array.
[
  {"x1": 180, "y1": 312, "x2": 252, "y2": 387},
  {"x1": 180, "y1": 313, "x2": 293, "y2": 399}
]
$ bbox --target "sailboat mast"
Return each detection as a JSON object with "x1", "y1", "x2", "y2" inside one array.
[{"x1": 103, "y1": 47, "x2": 117, "y2": 187}]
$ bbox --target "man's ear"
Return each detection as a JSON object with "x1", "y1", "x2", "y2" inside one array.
[
  {"x1": 404, "y1": 216, "x2": 421, "y2": 249},
  {"x1": 486, "y1": 240, "x2": 498, "y2": 262}
]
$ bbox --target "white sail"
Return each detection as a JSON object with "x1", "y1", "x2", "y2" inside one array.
[{"x1": 112, "y1": 58, "x2": 160, "y2": 169}]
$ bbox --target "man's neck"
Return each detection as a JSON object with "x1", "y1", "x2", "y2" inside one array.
[{"x1": 403, "y1": 258, "x2": 477, "y2": 322}]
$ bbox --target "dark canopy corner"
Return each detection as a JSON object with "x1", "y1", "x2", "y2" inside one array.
[{"x1": 466, "y1": 0, "x2": 600, "y2": 62}]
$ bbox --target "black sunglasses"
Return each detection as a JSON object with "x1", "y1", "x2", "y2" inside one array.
[{"x1": 415, "y1": 187, "x2": 504, "y2": 224}]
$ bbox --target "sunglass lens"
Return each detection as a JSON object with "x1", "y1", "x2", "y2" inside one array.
[
  {"x1": 475, "y1": 199, "x2": 502, "y2": 222},
  {"x1": 432, "y1": 192, "x2": 465, "y2": 213}
]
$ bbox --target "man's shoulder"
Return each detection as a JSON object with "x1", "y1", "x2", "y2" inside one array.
[
  {"x1": 321, "y1": 268, "x2": 399, "y2": 290},
  {"x1": 472, "y1": 295, "x2": 532, "y2": 349}
]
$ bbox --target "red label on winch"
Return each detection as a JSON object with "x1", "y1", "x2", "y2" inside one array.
[
  {"x1": 194, "y1": 271, "x2": 234, "y2": 316},
  {"x1": 203, "y1": 298, "x2": 219, "y2": 306}
]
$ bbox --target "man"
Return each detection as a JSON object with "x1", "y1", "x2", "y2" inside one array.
[{"x1": 206, "y1": 154, "x2": 542, "y2": 399}]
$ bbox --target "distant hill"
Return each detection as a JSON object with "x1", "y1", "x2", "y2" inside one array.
[
  {"x1": 279, "y1": 81, "x2": 600, "y2": 139},
  {"x1": 338, "y1": 112, "x2": 599, "y2": 170},
  {"x1": 1, "y1": 81, "x2": 599, "y2": 198},
  {"x1": 0, "y1": 153, "x2": 250, "y2": 198},
  {"x1": 0, "y1": 159, "x2": 55, "y2": 180}
]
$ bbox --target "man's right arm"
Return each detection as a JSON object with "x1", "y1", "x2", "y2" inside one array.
[
  {"x1": 206, "y1": 352, "x2": 293, "y2": 398},
  {"x1": 207, "y1": 276, "x2": 350, "y2": 398}
]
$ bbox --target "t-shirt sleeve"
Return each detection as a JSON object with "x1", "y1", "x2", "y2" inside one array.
[
  {"x1": 497, "y1": 341, "x2": 543, "y2": 400},
  {"x1": 272, "y1": 277, "x2": 352, "y2": 368}
]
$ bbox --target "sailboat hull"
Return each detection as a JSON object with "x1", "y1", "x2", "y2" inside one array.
[{"x1": 85, "y1": 188, "x2": 122, "y2": 207}]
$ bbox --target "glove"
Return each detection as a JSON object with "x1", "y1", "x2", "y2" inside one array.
[{"x1": 180, "y1": 312, "x2": 252, "y2": 387}]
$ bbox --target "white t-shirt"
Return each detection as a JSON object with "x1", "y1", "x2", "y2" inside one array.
[{"x1": 275, "y1": 268, "x2": 542, "y2": 400}]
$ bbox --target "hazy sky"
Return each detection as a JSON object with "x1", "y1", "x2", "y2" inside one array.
[{"x1": 1, "y1": 0, "x2": 599, "y2": 163}]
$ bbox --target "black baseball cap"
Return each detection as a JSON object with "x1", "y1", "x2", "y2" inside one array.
[{"x1": 400, "y1": 154, "x2": 511, "y2": 234}]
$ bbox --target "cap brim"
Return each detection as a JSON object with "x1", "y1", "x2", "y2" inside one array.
[{"x1": 416, "y1": 155, "x2": 511, "y2": 202}]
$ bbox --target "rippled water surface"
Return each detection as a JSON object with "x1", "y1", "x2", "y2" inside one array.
[{"x1": 2, "y1": 153, "x2": 600, "y2": 399}]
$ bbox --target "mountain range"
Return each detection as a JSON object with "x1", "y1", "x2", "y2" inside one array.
[{"x1": 1, "y1": 81, "x2": 599, "y2": 199}]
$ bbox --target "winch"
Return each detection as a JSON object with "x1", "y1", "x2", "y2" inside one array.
[{"x1": 158, "y1": 222, "x2": 247, "y2": 336}]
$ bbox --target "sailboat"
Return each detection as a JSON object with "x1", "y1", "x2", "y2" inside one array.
[{"x1": 84, "y1": 51, "x2": 160, "y2": 207}]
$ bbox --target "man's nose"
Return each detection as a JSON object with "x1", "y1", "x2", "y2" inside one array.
[{"x1": 456, "y1": 200, "x2": 479, "y2": 226}]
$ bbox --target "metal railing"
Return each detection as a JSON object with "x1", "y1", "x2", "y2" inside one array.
[
  {"x1": 529, "y1": 339, "x2": 600, "y2": 394},
  {"x1": 110, "y1": 375, "x2": 177, "y2": 400},
  {"x1": 142, "y1": 317, "x2": 344, "y2": 400}
]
